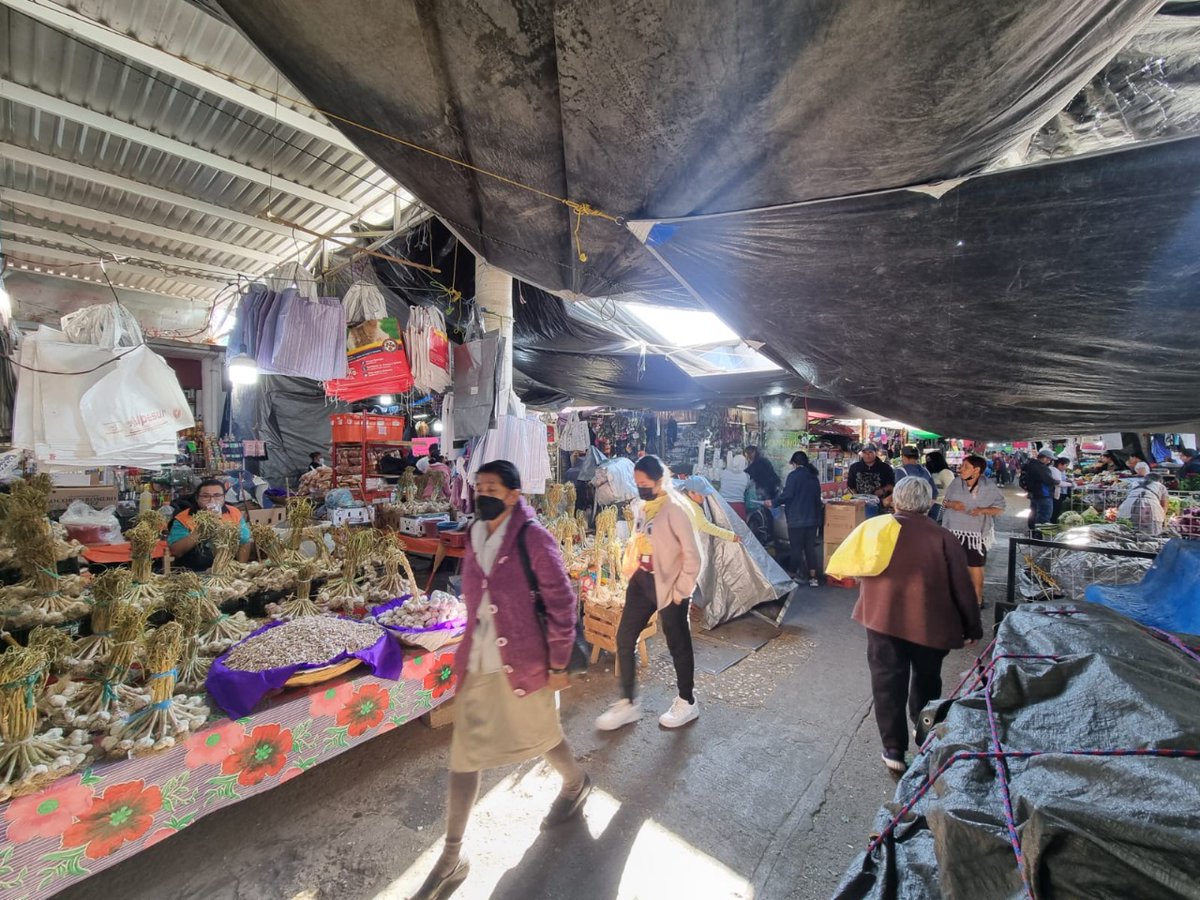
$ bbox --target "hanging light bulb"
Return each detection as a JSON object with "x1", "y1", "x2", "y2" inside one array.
[
  {"x1": 767, "y1": 403, "x2": 783, "y2": 418},
  {"x1": 227, "y1": 352, "x2": 259, "y2": 385},
  {"x1": 377, "y1": 394, "x2": 395, "y2": 406},
  {"x1": 433, "y1": 420, "x2": 444, "y2": 434}
]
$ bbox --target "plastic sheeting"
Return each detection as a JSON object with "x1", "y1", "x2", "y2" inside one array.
[
  {"x1": 229, "y1": 375, "x2": 344, "y2": 487},
  {"x1": 1085, "y1": 539, "x2": 1200, "y2": 634},
  {"x1": 694, "y1": 491, "x2": 794, "y2": 628},
  {"x1": 835, "y1": 602, "x2": 1200, "y2": 900},
  {"x1": 217, "y1": 0, "x2": 1158, "y2": 304},
  {"x1": 639, "y1": 135, "x2": 1200, "y2": 439}
]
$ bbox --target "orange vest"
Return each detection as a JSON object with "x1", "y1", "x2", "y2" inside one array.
[{"x1": 175, "y1": 506, "x2": 244, "y2": 532}]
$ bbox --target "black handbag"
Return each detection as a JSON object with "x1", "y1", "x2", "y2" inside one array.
[{"x1": 516, "y1": 521, "x2": 590, "y2": 674}]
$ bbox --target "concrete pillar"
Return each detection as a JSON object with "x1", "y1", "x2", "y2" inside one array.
[{"x1": 476, "y1": 257, "x2": 514, "y2": 416}]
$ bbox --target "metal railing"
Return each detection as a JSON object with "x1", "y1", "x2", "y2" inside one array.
[{"x1": 1003, "y1": 537, "x2": 1160, "y2": 609}]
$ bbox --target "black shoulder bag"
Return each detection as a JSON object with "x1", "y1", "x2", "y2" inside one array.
[{"x1": 516, "y1": 521, "x2": 591, "y2": 674}]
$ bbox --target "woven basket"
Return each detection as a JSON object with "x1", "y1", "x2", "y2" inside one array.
[{"x1": 284, "y1": 657, "x2": 361, "y2": 687}]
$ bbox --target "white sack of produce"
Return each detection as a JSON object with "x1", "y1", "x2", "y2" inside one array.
[
  {"x1": 593, "y1": 457, "x2": 638, "y2": 505},
  {"x1": 80, "y1": 345, "x2": 194, "y2": 455}
]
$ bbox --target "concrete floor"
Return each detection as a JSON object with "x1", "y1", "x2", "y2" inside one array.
[{"x1": 54, "y1": 495, "x2": 1026, "y2": 900}]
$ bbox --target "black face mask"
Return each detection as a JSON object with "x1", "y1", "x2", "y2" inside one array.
[
  {"x1": 638, "y1": 486, "x2": 657, "y2": 501},
  {"x1": 476, "y1": 495, "x2": 507, "y2": 521}
]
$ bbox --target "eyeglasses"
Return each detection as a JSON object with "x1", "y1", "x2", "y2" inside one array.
[{"x1": 198, "y1": 493, "x2": 225, "y2": 502}]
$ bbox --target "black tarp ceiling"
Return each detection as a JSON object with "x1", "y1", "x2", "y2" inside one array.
[
  {"x1": 371, "y1": 220, "x2": 859, "y2": 413},
  {"x1": 216, "y1": 0, "x2": 1193, "y2": 437}
]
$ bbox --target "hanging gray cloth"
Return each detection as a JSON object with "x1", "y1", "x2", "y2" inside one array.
[{"x1": 452, "y1": 333, "x2": 501, "y2": 439}]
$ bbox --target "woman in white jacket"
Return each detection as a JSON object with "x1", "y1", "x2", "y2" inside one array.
[{"x1": 719, "y1": 453, "x2": 750, "y2": 520}]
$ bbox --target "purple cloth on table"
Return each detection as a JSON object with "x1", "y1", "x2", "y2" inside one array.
[
  {"x1": 370, "y1": 595, "x2": 467, "y2": 639},
  {"x1": 205, "y1": 617, "x2": 404, "y2": 718}
]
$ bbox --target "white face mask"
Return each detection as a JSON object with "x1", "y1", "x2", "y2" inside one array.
[{"x1": 205, "y1": 501, "x2": 223, "y2": 514}]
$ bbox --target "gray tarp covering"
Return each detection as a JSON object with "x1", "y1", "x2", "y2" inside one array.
[
  {"x1": 836, "y1": 603, "x2": 1200, "y2": 899},
  {"x1": 214, "y1": 0, "x2": 1169, "y2": 437},
  {"x1": 695, "y1": 491, "x2": 794, "y2": 628},
  {"x1": 229, "y1": 375, "x2": 344, "y2": 487}
]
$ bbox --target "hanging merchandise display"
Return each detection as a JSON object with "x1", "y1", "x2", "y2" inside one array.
[
  {"x1": 13, "y1": 327, "x2": 193, "y2": 469},
  {"x1": 452, "y1": 333, "x2": 501, "y2": 440},
  {"x1": 342, "y1": 281, "x2": 389, "y2": 325},
  {"x1": 226, "y1": 284, "x2": 348, "y2": 382},
  {"x1": 405, "y1": 306, "x2": 453, "y2": 394},
  {"x1": 59, "y1": 302, "x2": 144, "y2": 350},
  {"x1": 558, "y1": 411, "x2": 591, "y2": 453},
  {"x1": 324, "y1": 317, "x2": 415, "y2": 403},
  {"x1": 467, "y1": 414, "x2": 553, "y2": 496}
]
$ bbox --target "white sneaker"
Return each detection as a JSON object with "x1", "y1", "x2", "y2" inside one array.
[
  {"x1": 595, "y1": 699, "x2": 642, "y2": 731},
  {"x1": 658, "y1": 696, "x2": 699, "y2": 729}
]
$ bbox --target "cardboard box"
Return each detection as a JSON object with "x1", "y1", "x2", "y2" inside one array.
[
  {"x1": 47, "y1": 486, "x2": 119, "y2": 514},
  {"x1": 328, "y1": 506, "x2": 376, "y2": 527},
  {"x1": 823, "y1": 500, "x2": 868, "y2": 543},
  {"x1": 421, "y1": 697, "x2": 457, "y2": 729}
]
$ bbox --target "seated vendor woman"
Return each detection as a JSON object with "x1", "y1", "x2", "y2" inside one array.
[{"x1": 168, "y1": 480, "x2": 253, "y2": 571}]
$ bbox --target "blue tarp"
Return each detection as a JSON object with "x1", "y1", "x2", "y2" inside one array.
[{"x1": 1085, "y1": 539, "x2": 1200, "y2": 635}]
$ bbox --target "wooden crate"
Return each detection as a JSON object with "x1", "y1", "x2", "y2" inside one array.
[
  {"x1": 583, "y1": 601, "x2": 656, "y2": 676},
  {"x1": 420, "y1": 697, "x2": 457, "y2": 729}
]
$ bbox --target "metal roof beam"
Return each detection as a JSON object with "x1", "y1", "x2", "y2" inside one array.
[
  {"x1": 7, "y1": 267, "x2": 209, "y2": 308},
  {"x1": 2, "y1": 187, "x2": 281, "y2": 266},
  {"x1": 1, "y1": 142, "x2": 296, "y2": 240},
  {"x1": 2, "y1": 220, "x2": 241, "y2": 278},
  {"x1": 0, "y1": 0, "x2": 362, "y2": 155},
  {"x1": 1, "y1": 238, "x2": 229, "y2": 291},
  {"x1": 1, "y1": 80, "x2": 360, "y2": 214}
]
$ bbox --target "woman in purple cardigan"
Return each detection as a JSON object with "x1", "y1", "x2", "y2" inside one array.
[{"x1": 412, "y1": 460, "x2": 590, "y2": 900}]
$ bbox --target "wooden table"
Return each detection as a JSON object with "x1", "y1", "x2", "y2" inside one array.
[{"x1": 390, "y1": 534, "x2": 467, "y2": 592}]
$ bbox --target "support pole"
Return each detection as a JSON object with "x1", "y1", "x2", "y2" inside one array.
[{"x1": 476, "y1": 258, "x2": 514, "y2": 416}]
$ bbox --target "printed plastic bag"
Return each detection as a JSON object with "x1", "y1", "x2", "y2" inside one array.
[
  {"x1": 79, "y1": 346, "x2": 194, "y2": 455},
  {"x1": 826, "y1": 515, "x2": 903, "y2": 578},
  {"x1": 59, "y1": 500, "x2": 122, "y2": 545}
]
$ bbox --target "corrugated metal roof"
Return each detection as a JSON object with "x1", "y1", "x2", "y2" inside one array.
[{"x1": 0, "y1": 0, "x2": 405, "y2": 327}]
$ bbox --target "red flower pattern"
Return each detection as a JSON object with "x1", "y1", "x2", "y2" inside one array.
[
  {"x1": 335, "y1": 683, "x2": 390, "y2": 738},
  {"x1": 3, "y1": 776, "x2": 93, "y2": 844},
  {"x1": 184, "y1": 721, "x2": 246, "y2": 768},
  {"x1": 279, "y1": 767, "x2": 304, "y2": 784},
  {"x1": 308, "y1": 679, "x2": 355, "y2": 718},
  {"x1": 402, "y1": 653, "x2": 436, "y2": 680},
  {"x1": 424, "y1": 654, "x2": 456, "y2": 699},
  {"x1": 61, "y1": 780, "x2": 163, "y2": 859},
  {"x1": 221, "y1": 723, "x2": 293, "y2": 787}
]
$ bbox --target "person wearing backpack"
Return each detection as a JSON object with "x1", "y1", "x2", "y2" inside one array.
[{"x1": 411, "y1": 460, "x2": 589, "y2": 900}]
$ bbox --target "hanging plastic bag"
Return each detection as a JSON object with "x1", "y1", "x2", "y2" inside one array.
[
  {"x1": 59, "y1": 500, "x2": 123, "y2": 545},
  {"x1": 79, "y1": 346, "x2": 194, "y2": 456},
  {"x1": 61, "y1": 302, "x2": 144, "y2": 350},
  {"x1": 826, "y1": 515, "x2": 903, "y2": 578}
]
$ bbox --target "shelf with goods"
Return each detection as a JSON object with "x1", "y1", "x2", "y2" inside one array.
[{"x1": 330, "y1": 413, "x2": 408, "y2": 502}]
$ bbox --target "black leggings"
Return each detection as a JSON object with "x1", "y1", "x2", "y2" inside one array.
[
  {"x1": 788, "y1": 526, "x2": 822, "y2": 576},
  {"x1": 617, "y1": 570, "x2": 695, "y2": 704}
]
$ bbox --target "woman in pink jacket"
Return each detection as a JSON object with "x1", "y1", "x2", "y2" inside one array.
[
  {"x1": 412, "y1": 460, "x2": 589, "y2": 900},
  {"x1": 596, "y1": 455, "x2": 703, "y2": 732}
]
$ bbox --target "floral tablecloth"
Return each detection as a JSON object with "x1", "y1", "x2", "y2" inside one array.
[{"x1": 0, "y1": 648, "x2": 458, "y2": 899}]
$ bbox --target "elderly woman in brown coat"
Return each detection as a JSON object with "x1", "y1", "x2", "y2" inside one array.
[{"x1": 852, "y1": 476, "x2": 983, "y2": 773}]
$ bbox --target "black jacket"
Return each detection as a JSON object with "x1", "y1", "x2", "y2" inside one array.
[{"x1": 746, "y1": 456, "x2": 782, "y2": 499}]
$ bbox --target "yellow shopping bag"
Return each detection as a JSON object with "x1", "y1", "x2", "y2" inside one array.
[{"x1": 826, "y1": 514, "x2": 903, "y2": 578}]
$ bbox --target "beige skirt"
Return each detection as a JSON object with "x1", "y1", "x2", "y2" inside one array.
[{"x1": 448, "y1": 671, "x2": 563, "y2": 772}]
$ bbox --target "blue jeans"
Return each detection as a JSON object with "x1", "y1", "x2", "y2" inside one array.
[{"x1": 1030, "y1": 497, "x2": 1053, "y2": 527}]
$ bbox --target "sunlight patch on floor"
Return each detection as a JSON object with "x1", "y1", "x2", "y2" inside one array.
[{"x1": 374, "y1": 761, "x2": 751, "y2": 899}]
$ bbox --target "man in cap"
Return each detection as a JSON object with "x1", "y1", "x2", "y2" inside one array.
[{"x1": 848, "y1": 443, "x2": 896, "y2": 510}]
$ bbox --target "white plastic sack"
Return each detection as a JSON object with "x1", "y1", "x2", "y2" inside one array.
[
  {"x1": 593, "y1": 457, "x2": 638, "y2": 506},
  {"x1": 61, "y1": 302, "x2": 144, "y2": 350},
  {"x1": 79, "y1": 345, "x2": 194, "y2": 455},
  {"x1": 342, "y1": 282, "x2": 389, "y2": 325},
  {"x1": 59, "y1": 500, "x2": 122, "y2": 545}
]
